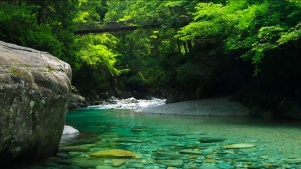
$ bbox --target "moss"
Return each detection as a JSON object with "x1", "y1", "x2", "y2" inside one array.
[
  {"x1": 47, "y1": 64, "x2": 56, "y2": 73},
  {"x1": 37, "y1": 69, "x2": 49, "y2": 73},
  {"x1": 9, "y1": 68, "x2": 26, "y2": 76}
]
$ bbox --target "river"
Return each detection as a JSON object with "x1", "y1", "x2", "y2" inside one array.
[{"x1": 25, "y1": 108, "x2": 301, "y2": 169}]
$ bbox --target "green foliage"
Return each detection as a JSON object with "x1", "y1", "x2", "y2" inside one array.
[
  {"x1": 0, "y1": 1, "x2": 77, "y2": 58},
  {"x1": 77, "y1": 34, "x2": 120, "y2": 76},
  {"x1": 177, "y1": 0, "x2": 301, "y2": 75},
  {"x1": 20, "y1": 25, "x2": 63, "y2": 57},
  {"x1": 3, "y1": 0, "x2": 301, "y2": 103},
  {"x1": 75, "y1": 0, "x2": 107, "y2": 22}
]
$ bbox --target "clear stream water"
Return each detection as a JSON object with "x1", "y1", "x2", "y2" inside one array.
[{"x1": 25, "y1": 108, "x2": 301, "y2": 169}]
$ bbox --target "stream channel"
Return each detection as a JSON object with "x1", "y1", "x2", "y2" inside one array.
[{"x1": 26, "y1": 106, "x2": 301, "y2": 169}]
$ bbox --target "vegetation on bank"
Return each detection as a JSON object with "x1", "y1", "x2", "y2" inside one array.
[{"x1": 1, "y1": 0, "x2": 301, "y2": 118}]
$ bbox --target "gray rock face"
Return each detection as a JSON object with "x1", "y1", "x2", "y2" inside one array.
[{"x1": 0, "y1": 41, "x2": 71, "y2": 165}]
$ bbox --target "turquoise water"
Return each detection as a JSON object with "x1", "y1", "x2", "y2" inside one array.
[{"x1": 27, "y1": 108, "x2": 301, "y2": 169}]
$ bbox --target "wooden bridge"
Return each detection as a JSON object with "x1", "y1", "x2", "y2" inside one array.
[{"x1": 74, "y1": 21, "x2": 161, "y2": 35}]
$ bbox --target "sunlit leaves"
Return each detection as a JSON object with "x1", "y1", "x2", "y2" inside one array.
[
  {"x1": 278, "y1": 23, "x2": 301, "y2": 45},
  {"x1": 177, "y1": 0, "x2": 301, "y2": 75},
  {"x1": 77, "y1": 34, "x2": 120, "y2": 76}
]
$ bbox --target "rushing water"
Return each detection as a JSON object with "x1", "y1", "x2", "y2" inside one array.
[{"x1": 26, "y1": 108, "x2": 301, "y2": 169}]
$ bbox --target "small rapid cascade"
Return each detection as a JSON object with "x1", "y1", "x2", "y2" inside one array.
[
  {"x1": 61, "y1": 97, "x2": 166, "y2": 142},
  {"x1": 88, "y1": 97, "x2": 166, "y2": 110}
]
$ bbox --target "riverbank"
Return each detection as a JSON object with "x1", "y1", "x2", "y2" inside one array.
[
  {"x1": 136, "y1": 97, "x2": 250, "y2": 116},
  {"x1": 63, "y1": 97, "x2": 250, "y2": 138}
]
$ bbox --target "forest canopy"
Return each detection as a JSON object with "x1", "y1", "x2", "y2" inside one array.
[{"x1": 1, "y1": 0, "x2": 301, "y2": 116}]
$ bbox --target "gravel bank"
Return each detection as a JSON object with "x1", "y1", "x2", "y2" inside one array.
[{"x1": 136, "y1": 97, "x2": 250, "y2": 116}]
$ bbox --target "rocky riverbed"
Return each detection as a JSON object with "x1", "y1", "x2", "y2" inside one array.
[
  {"x1": 34, "y1": 107, "x2": 301, "y2": 169},
  {"x1": 136, "y1": 97, "x2": 250, "y2": 116},
  {"x1": 55, "y1": 97, "x2": 301, "y2": 169}
]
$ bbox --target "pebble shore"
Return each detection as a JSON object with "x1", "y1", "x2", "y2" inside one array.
[{"x1": 136, "y1": 97, "x2": 250, "y2": 116}]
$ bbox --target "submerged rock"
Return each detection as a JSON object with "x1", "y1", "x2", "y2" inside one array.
[
  {"x1": 285, "y1": 158, "x2": 301, "y2": 164},
  {"x1": 90, "y1": 149, "x2": 137, "y2": 158},
  {"x1": 179, "y1": 149, "x2": 203, "y2": 155},
  {"x1": 112, "y1": 159, "x2": 127, "y2": 167},
  {"x1": 200, "y1": 163, "x2": 219, "y2": 169},
  {"x1": 69, "y1": 157, "x2": 105, "y2": 168},
  {"x1": 153, "y1": 151, "x2": 184, "y2": 159},
  {"x1": 223, "y1": 143, "x2": 256, "y2": 149},
  {"x1": 156, "y1": 159, "x2": 184, "y2": 167},
  {"x1": 0, "y1": 41, "x2": 71, "y2": 165},
  {"x1": 113, "y1": 138, "x2": 145, "y2": 143},
  {"x1": 60, "y1": 144, "x2": 96, "y2": 152},
  {"x1": 200, "y1": 137, "x2": 225, "y2": 143}
]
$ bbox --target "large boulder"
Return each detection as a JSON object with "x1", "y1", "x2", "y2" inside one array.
[{"x1": 0, "y1": 41, "x2": 72, "y2": 165}]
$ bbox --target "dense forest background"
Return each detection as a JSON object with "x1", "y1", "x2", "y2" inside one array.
[{"x1": 1, "y1": 0, "x2": 301, "y2": 118}]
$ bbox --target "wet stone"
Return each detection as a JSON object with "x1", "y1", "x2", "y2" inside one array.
[
  {"x1": 112, "y1": 159, "x2": 127, "y2": 167},
  {"x1": 156, "y1": 159, "x2": 184, "y2": 167},
  {"x1": 113, "y1": 138, "x2": 145, "y2": 143},
  {"x1": 200, "y1": 137, "x2": 225, "y2": 143},
  {"x1": 205, "y1": 155, "x2": 214, "y2": 159},
  {"x1": 90, "y1": 149, "x2": 137, "y2": 158},
  {"x1": 217, "y1": 163, "x2": 235, "y2": 169},
  {"x1": 179, "y1": 149, "x2": 203, "y2": 155},
  {"x1": 223, "y1": 143, "x2": 256, "y2": 149},
  {"x1": 69, "y1": 157, "x2": 105, "y2": 168},
  {"x1": 247, "y1": 163, "x2": 263, "y2": 169},
  {"x1": 153, "y1": 151, "x2": 184, "y2": 159},
  {"x1": 169, "y1": 133, "x2": 187, "y2": 136},
  {"x1": 205, "y1": 159, "x2": 215, "y2": 163},
  {"x1": 95, "y1": 165, "x2": 115, "y2": 169},
  {"x1": 200, "y1": 163, "x2": 219, "y2": 169},
  {"x1": 60, "y1": 144, "x2": 96, "y2": 152},
  {"x1": 285, "y1": 158, "x2": 301, "y2": 164},
  {"x1": 125, "y1": 161, "x2": 145, "y2": 168},
  {"x1": 236, "y1": 157, "x2": 257, "y2": 162},
  {"x1": 200, "y1": 143, "x2": 218, "y2": 147},
  {"x1": 202, "y1": 148, "x2": 213, "y2": 155},
  {"x1": 188, "y1": 155, "x2": 199, "y2": 159}
]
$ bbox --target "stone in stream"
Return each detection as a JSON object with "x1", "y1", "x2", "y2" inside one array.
[
  {"x1": 201, "y1": 148, "x2": 213, "y2": 155},
  {"x1": 156, "y1": 159, "x2": 184, "y2": 167},
  {"x1": 0, "y1": 41, "x2": 72, "y2": 165},
  {"x1": 285, "y1": 158, "x2": 301, "y2": 164},
  {"x1": 60, "y1": 144, "x2": 96, "y2": 152},
  {"x1": 200, "y1": 137, "x2": 226, "y2": 143},
  {"x1": 217, "y1": 163, "x2": 235, "y2": 169},
  {"x1": 63, "y1": 125, "x2": 79, "y2": 134},
  {"x1": 90, "y1": 149, "x2": 137, "y2": 158},
  {"x1": 131, "y1": 127, "x2": 149, "y2": 132},
  {"x1": 179, "y1": 149, "x2": 203, "y2": 155},
  {"x1": 247, "y1": 163, "x2": 264, "y2": 169},
  {"x1": 131, "y1": 126, "x2": 149, "y2": 132},
  {"x1": 153, "y1": 151, "x2": 184, "y2": 159},
  {"x1": 125, "y1": 162, "x2": 145, "y2": 168},
  {"x1": 223, "y1": 143, "x2": 256, "y2": 149},
  {"x1": 112, "y1": 159, "x2": 127, "y2": 167},
  {"x1": 236, "y1": 157, "x2": 257, "y2": 162},
  {"x1": 200, "y1": 163, "x2": 219, "y2": 169},
  {"x1": 95, "y1": 165, "x2": 115, "y2": 169},
  {"x1": 69, "y1": 157, "x2": 105, "y2": 168},
  {"x1": 113, "y1": 138, "x2": 145, "y2": 143}
]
